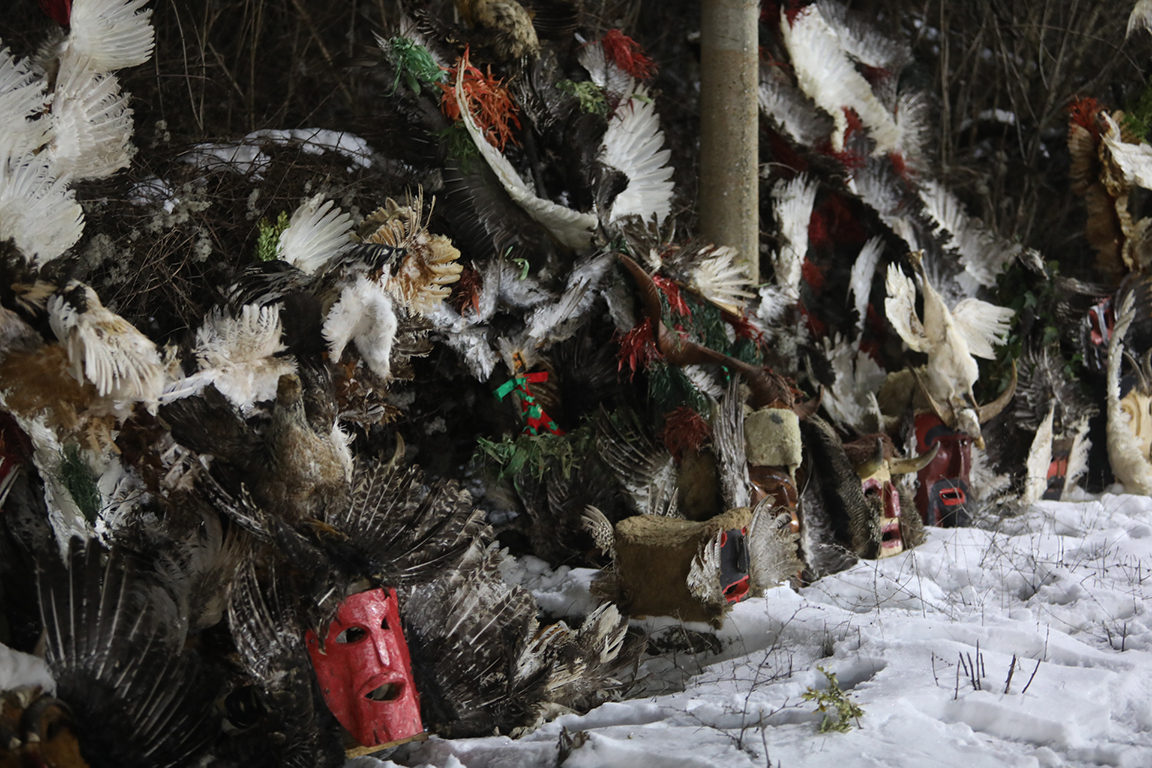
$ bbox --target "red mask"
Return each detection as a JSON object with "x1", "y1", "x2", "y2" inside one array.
[
  {"x1": 305, "y1": 588, "x2": 423, "y2": 747},
  {"x1": 913, "y1": 413, "x2": 972, "y2": 527}
]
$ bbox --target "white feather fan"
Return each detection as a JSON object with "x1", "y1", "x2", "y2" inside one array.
[
  {"x1": 276, "y1": 194, "x2": 353, "y2": 274},
  {"x1": 0, "y1": 156, "x2": 84, "y2": 267},
  {"x1": 48, "y1": 61, "x2": 135, "y2": 180},
  {"x1": 58, "y1": 0, "x2": 155, "y2": 73},
  {"x1": 0, "y1": 46, "x2": 50, "y2": 160},
  {"x1": 771, "y1": 174, "x2": 818, "y2": 296},
  {"x1": 599, "y1": 85, "x2": 675, "y2": 226}
]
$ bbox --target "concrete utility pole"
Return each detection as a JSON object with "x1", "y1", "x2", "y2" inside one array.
[{"x1": 699, "y1": 0, "x2": 760, "y2": 285}]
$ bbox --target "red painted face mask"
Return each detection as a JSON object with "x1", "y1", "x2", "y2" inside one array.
[
  {"x1": 913, "y1": 413, "x2": 972, "y2": 527},
  {"x1": 305, "y1": 588, "x2": 423, "y2": 747}
]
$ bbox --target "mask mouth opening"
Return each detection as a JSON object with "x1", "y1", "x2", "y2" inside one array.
[
  {"x1": 881, "y1": 525, "x2": 902, "y2": 547},
  {"x1": 365, "y1": 682, "x2": 403, "y2": 702},
  {"x1": 723, "y1": 576, "x2": 750, "y2": 603}
]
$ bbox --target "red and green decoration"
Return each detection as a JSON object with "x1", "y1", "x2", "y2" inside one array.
[{"x1": 495, "y1": 371, "x2": 564, "y2": 436}]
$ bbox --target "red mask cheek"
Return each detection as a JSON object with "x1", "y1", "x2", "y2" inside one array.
[{"x1": 306, "y1": 588, "x2": 423, "y2": 746}]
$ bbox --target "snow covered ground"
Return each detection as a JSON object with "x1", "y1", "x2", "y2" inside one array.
[
  {"x1": 377, "y1": 492, "x2": 1152, "y2": 768},
  {"x1": 6, "y1": 492, "x2": 1152, "y2": 767}
]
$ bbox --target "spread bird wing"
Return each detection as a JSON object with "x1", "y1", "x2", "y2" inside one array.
[
  {"x1": 598, "y1": 85, "x2": 675, "y2": 227},
  {"x1": 47, "y1": 62, "x2": 134, "y2": 180},
  {"x1": 950, "y1": 298, "x2": 1014, "y2": 360},
  {"x1": 62, "y1": 0, "x2": 155, "y2": 72},
  {"x1": 595, "y1": 408, "x2": 679, "y2": 518},
  {"x1": 328, "y1": 459, "x2": 489, "y2": 586},
  {"x1": 454, "y1": 64, "x2": 597, "y2": 250},
  {"x1": 37, "y1": 539, "x2": 219, "y2": 768},
  {"x1": 277, "y1": 194, "x2": 353, "y2": 275},
  {"x1": 884, "y1": 263, "x2": 929, "y2": 353}
]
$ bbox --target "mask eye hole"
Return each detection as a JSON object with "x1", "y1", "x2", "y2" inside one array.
[
  {"x1": 380, "y1": 617, "x2": 390, "y2": 630},
  {"x1": 335, "y1": 626, "x2": 368, "y2": 644}
]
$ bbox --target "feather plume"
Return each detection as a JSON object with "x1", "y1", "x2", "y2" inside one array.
[
  {"x1": 577, "y1": 38, "x2": 636, "y2": 98},
  {"x1": 163, "y1": 304, "x2": 296, "y2": 412},
  {"x1": 780, "y1": 4, "x2": 900, "y2": 154},
  {"x1": 277, "y1": 194, "x2": 353, "y2": 275},
  {"x1": 454, "y1": 63, "x2": 597, "y2": 249},
  {"x1": 883, "y1": 263, "x2": 928, "y2": 353},
  {"x1": 818, "y1": 334, "x2": 885, "y2": 431},
  {"x1": 1065, "y1": 421, "x2": 1092, "y2": 497},
  {"x1": 596, "y1": 409, "x2": 679, "y2": 518},
  {"x1": 951, "y1": 298, "x2": 1014, "y2": 360},
  {"x1": 59, "y1": 0, "x2": 155, "y2": 72},
  {"x1": 747, "y1": 501, "x2": 802, "y2": 589},
  {"x1": 759, "y1": 70, "x2": 834, "y2": 146},
  {"x1": 37, "y1": 540, "x2": 218, "y2": 768},
  {"x1": 48, "y1": 62, "x2": 134, "y2": 180},
  {"x1": 686, "y1": 532, "x2": 725, "y2": 607},
  {"x1": 816, "y1": 0, "x2": 911, "y2": 72},
  {"x1": 772, "y1": 174, "x2": 818, "y2": 294},
  {"x1": 1130, "y1": 0, "x2": 1152, "y2": 36},
  {"x1": 1022, "y1": 404, "x2": 1055, "y2": 507},
  {"x1": 598, "y1": 85, "x2": 675, "y2": 226}
]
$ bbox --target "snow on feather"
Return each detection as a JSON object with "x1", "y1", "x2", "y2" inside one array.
[
  {"x1": 454, "y1": 65, "x2": 596, "y2": 250},
  {"x1": 780, "y1": 4, "x2": 900, "y2": 154},
  {"x1": 277, "y1": 194, "x2": 353, "y2": 274},
  {"x1": 599, "y1": 85, "x2": 675, "y2": 226}
]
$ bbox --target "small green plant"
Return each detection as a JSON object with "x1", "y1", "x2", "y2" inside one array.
[
  {"x1": 557, "y1": 79, "x2": 607, "y2": 116},
  {"x1": 60, "y1": 444, "x2": 101, "y2": 524},
  {"x1": 803, "y1": 667, "x2": 864, "y2": 733},
  {"x1": 254, "y1": 210, "x2": 289, "y2": 262},
  {"x1": 386, "y1": 36, "x2": 446, "y2": 96}
]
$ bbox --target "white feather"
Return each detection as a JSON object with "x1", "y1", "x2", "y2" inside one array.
[
  {"x1": 454, "y1": 65, "x2": 596, "y2": 250},
  {"x1": 689, "y1": 245, "x2": 754, "y2": 314},
  {"x1": 0, "y1": 156, "x2": 84, "y2": 267},
  {"x1": 748, "y1": 503, "x2": 802, "y2": 589},
  {"x1": 758, "y1": 74, "x2": 832, "y2": 147},
  {"x1": 576, "y1": 39, "x2": 636, "y2": 97},
  {"x1": 277, "y1": 194, "x2": 352, "y2": 274},
  {"x1": 1021, "y1": 404, "x2": 1055, "y2": 507},
  {"x1": 772, "y1": 174, "x2": 818, "y2": 294},
  {"x1": 60, "y1": 0, "x2": 154, "y2": 72},
  {"x1": 1130, "y1": 0, "x2": 1152, "y2": 37},
  {"x1": 819, "y1": 334, "x2": 886, "y2": 430},
  {"x1": 425, "y1": 304, "x2": 498, "y2": 381},
  {"x1": 780, "y1": 5, "x2": 899, "y2": 154},
  {"x1": 323, "y1": 273, "x2": 398, "y2": 381},
  {"x1": 48, "y1": 61, "x2": 135, "y2": 180},
  {"x1": 849, "y1": 236, "x2": 884, "y2": 336},
  {"x1": 918, "y1": 179, "x2": 1019, "y2": 287},
  {"x1": 163, "y1": 305, "x2": 295, "y2": 412},
  {"x1": 1106, "y1": 292, "x2": 1152, "y2": 494},
  {"x1": 526, "y1": 251, "x2": 614, "y2": 343},
  {"x1": 950, "y1": 298, "x2": 1014, "y2": 360},
  {"x1": 816, "y1": 0, "x2": 910, "y2": 72},
  {"x1": 48, "y1": 282, "x2": 164, "y2": 404},
  {"x1": 1064, "y1": 420, "x2": 1092, "y2": 498},
  {"x1": 1101, "y1": 112, "x2": 1152, "y2": 189},
  {"x1": 0, "y1": 45, "x2": 50, "y2": 160},
  {"x1": 686, "y1": 532, "x2": 725, "y2": 606},
  {"x1": 599, "y1": 85, "x2": 675, "y2": 226},
  {"x1": 883, "y1": 263, "x2": 929, "y2": 353}
]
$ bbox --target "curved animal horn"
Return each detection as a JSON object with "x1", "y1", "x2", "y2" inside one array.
[
  {"x1": 888, "y1": 442, "x2": 940, "y2": 475},
  {"x1": 853, "y1": 437, "x2": 886, "y2": 478},
  {"x1": 908, "y1": 367, "x2": 952, "y2": 426},
  {"x1": 20, "y1": 695, "x2": 67, "y2": 744},
  {"x1": 978, "y1": 359, "x2": 1018, "y2": 424},
  {"x1": 617, "y1": 253, "x2": 664, "y2": 326}
]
